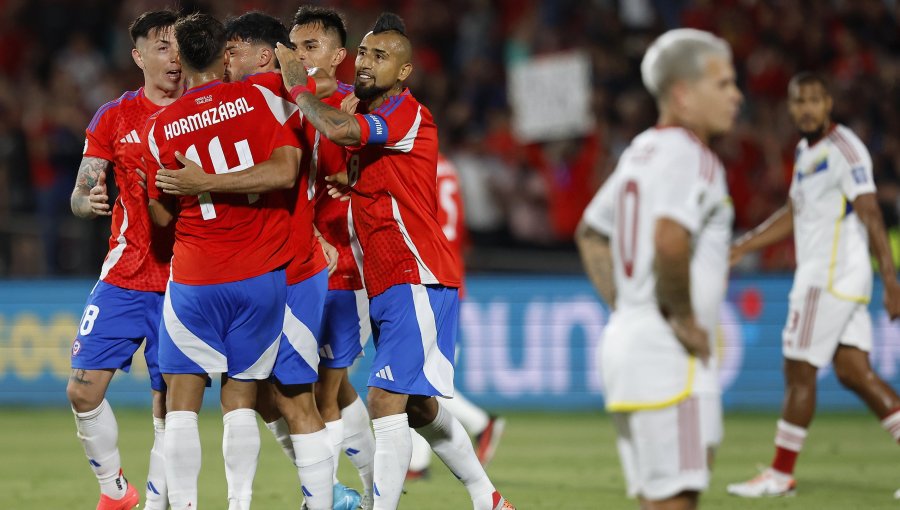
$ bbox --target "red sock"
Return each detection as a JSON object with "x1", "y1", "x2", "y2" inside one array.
[{"x1": 772, "y1": 446, "x2": 799, "y2": 475}]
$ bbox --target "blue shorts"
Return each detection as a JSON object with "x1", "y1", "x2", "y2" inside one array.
[
  {"x1": 71, "y1": 280, "x2": 165, "y2": 392},
  {"x1": 272, "y1": 269, "x2": 328, "y2": 385},
  {"x1": 159, "y1": 270, "x2": 286, "y2": 380},
  {"x1": 368, "y1": 284, "x2": 458, "y2": 397},
  {"x1": 319, "y1": 289, "x2": 371, "y2": 369}
]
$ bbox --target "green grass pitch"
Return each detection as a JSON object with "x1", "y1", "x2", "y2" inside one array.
[{"x1": 0, "y1": 408, "x2": 898, "y2": 509}]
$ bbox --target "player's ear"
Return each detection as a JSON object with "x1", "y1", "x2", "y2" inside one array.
[
  {"x1": 259, "y1": 46, "x2": 274, "y2": 69},
  {"x1": 132, "y1": 48, "x2": 145, "y2": 71},
  {"x1": 398, "y1": 62, "x2": 412, "y2": 82},
  {"x1": 333, "y1": 47, "x2": 347, "y2": 68}
]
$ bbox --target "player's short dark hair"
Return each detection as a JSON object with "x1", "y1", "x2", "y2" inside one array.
[
  {"x1": 292, "y1": 6, "x2": 347, "y2": 47},
  {"x1": 175, "y1": 13, "x2": 226, "y2": 72},
  {"x1": 129, "y1": 9, "x2": 179, "y2": 45},
  {"x1": 224, "y1": 11, "x2": 291, "y2": 49},
  {"x1": 372, "y1": 12, "x2": 406, "y2": 36},
  {"x1": 789, "y1": 72, "x2": 830, "y2": 95}
]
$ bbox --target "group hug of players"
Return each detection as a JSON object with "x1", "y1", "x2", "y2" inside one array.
[{"x1": 67, "y1": 7, "x2": 514, "y2": 510}]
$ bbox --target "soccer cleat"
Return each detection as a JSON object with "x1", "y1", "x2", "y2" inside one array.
[
  {"x1": 726, "y1": 468, "x2": 796, "y2": 497},
  {"x1": 96, "y1": 479, "x2": 139, "y2": 510},
  {"x1": 405, "y1": 467, "x2": 430, "y2": 481},
  {"x1": 301, "y1": 483, "x2": 362, "y2": 510},
  {"x1": 475, "y1": 415, "x2": 506, "y2": 467},
  {"x1": 491, "y1": 491, "x2": 516, "y2": 510}
]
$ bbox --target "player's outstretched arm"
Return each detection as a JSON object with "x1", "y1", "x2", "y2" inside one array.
[
  {"x1": 155, "y1": 146, "x2": 301, "y2": 195},
  {"x1": 575, "y1": 220, "x2": 616, "y2": 309},
  {"x1": 853, "y1": 192, "x2": 900, "y2": 319},
  {"x1": 274, "y1": 42, "x2": 361, "y2": 147},
  {"x1": 730, "y1": 202, "x2": 794, "y2": 266},
  {"x1": 71, "y1": 157, "x2": 112, "y2": 218},
  {"x1": 654, "y1": 217, "x2": 710, "y2": 361}
]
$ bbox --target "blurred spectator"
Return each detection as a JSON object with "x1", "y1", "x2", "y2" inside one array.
[{"x1": 4, "y1": 0, "x2": 900, "y2": 275}]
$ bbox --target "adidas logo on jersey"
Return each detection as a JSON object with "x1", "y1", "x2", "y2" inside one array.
[
  {"x1": 119, "y1": 129, "x2": 141, "y2": 144},
  {"x1": 375, "y1": 365, "x2": 395, "y2": 382}
]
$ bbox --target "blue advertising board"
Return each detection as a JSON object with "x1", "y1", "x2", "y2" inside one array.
[{"x1": 1, "y1": 275, "x2": 898, "y2": 411}]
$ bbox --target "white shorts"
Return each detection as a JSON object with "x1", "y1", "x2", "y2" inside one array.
[
  {"x1": 612, "y1": 396, "x2": 711, "y2": 501},
  {"x1": 782, "y1": 286, "x2": 872, "y2": 367}
]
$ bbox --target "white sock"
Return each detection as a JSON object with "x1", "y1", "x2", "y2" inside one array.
[
  {"x1": 417, "y1": 405, "x2": 496, "y2": 510},
  {"x1": 223, "y1": 409, "x2": 260, "y2": 510},
  {"x1": 165, "y1": 411, "x2": 201, "y2": 510},
  {"x1": 144, "y1": 417, "x2": 167, "y2": 510},
  {"x1": 292, "y1": 429, "x2": 334, "y2": 510},
  {"x1": 774, "y1": 419, "x2": 808, "y2": 452},
  {"x1": 265, "y1": 417, "x2": 297, "y2": 464},
  {"x1": 341, "y1": 396, "x2": 375, "y2": 495},
  {"x1": 881, "y1": 409, "x2": 900, "y2": 442},
  {"x1": 325, "y1": 419, "x2": 345, "y2": 483},
  {"x1": 408, "y1": 429, "x2": 433, "y2": 472},
  {"x1": 372, "y1": 414, "x2": 411, "y2": 510},
  {"x1": 440, "y1": 394, "x2": 490, "y2": 435},
  {"x1": 73, "y1": 399, "x2": 127, "y2": 499}
]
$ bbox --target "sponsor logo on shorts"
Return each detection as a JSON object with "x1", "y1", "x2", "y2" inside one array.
[
  {"x1": 71, "y1": 339, "x2": 82, "y2": 357},
  {"x1": 375, "y1": 365, "x2": 395, "y2": 381}
]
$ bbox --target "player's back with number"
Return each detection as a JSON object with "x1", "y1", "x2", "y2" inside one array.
[{"x1": 144, "y1": 79, "x2": 297, "y2": 284}]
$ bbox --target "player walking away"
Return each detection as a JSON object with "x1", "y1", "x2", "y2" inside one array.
[
  {"x1": 67, "y1": 10, "x2": 181, "y2": 510},
  {"x1": 727, "y1": 73, "x2": 900, "y2": 498},
  {"x1": 273, "y1": 12, "x2": 516, "y2": 510},
  {"x1": 577, "y1": 29, "x2": 740, "y2": 510},
  {"x1": 153, "y1": 10, "x2": 354, "y2": 510},
  {"x1": 142, "y1": 14, "x2": 307, "y2": 510},
  {"x1": 408, "y1": 153, "x2": 507, "y2": 480}
]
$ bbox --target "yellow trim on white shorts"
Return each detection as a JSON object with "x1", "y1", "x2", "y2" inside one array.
[{"x1": 605, "y1": 356, "x2": 696, "y2": 412}]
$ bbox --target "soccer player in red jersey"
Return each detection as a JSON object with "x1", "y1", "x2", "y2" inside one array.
[
  {"x1": 141, "y1": 14, "x2": 311, "y2": 510},
  {"x1": 67, "y1": 10, "x2": 181, "y2": 510},
  {"x1": 153, "y1": 11, "x2": 354, "y2": 510},
  {"x1": 274, "y1": 12, "x2": 516, "y2": 510}
]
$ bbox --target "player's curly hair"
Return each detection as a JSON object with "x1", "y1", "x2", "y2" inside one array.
[
  {"x1": 174, "y1": 13, "x2": 226, "y2": 72},
  {"x1": 292, "y1": 5, "x2": 347, "y2": 47},
  {"x1": 372, "y1": 12, "x2": 406, "y2": 36}
]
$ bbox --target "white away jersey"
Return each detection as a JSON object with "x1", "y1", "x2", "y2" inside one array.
[
  {"x1": 790, "y1": 124, "x2": 875, "y2": 303},
  {"x1": 582, "y1": 126, "x2": 732, "y2": 410}
]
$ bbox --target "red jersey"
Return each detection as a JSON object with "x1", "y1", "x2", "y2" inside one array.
[
  {"x1": 348, "y1": 88, "x2": 461, "y2": 298},
  {"x1": 143, "y1": 78, "x2": 298, "y2": 285},
  {"x1": 435, "y1": 153, "x2": 467, "y2": 297},
  {"x1": 84, "y1": 88, "x2": 174, "y2": 292},
  {"x1": 310, "y1": 82, "x2": 364, "y2": 290},
  {"x1": 234, "y1": 72, "x2": 330, "y2": 286}
]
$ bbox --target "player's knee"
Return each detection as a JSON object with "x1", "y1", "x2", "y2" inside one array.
[{"x1": 66, "y1": 380, "x2": 103, "y2": 412}]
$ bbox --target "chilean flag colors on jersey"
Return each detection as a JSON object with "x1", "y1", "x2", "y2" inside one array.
[
  {"x1": 142, "y1": 78, "x2": 299, "y2": 285},
  {"x1": 84, "y1": 88, "x2": 174, "y2": 292},
  {"x1": 348, "y1": 88, "x2": 461, "y2": 298}
]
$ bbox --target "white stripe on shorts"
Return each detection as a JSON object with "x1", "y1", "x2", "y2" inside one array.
[
  {"x1": 282, "y1": 303, "x2": 320, "y2": 373},
  {"x1": 163, "y1": 288, "x2": 227, "y2": 373},
  {"x1": 411, "y1": 285, "x2": 454, "y2": 396},
  {"x1": 233, "y1": 333, "x2": 280, "y2": 380},
  {"x1": 355, "y1": 288, "x2": 372, "y2": 349}
]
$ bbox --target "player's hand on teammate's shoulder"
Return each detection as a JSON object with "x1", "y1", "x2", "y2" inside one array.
[
  {"x1": 668, "y1": 314, "x2": 710, "y2": 363},
  {"x1": 883, "y1": 280, "x2": 900, "y2": 320},
  {"x1": 274, "y1": 42, "x2": 309, "y2": 91},
  {"x1": 155, "y1": 152, "x2": 210, "y2": 196},
  {"x1": 88, "y1": 172, "x2": 112, "y2": 216}
]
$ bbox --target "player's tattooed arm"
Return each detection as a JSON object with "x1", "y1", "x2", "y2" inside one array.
[
  {"x1": 575, "y1": 221, "x2": 616, "y2": 309},
  {"x1": 71, "y1": 157, "x2": 112, "y2": 219},
  {"x1": 654, "y1": 218, "x2": 710, "y2": 361},
  {"x1": 274, "y1": 42, "x2": 361, "y2": 146}
]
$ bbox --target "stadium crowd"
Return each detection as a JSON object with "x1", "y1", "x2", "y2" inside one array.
[{"x1": 2, "y1": 0, "x2": 900, "y2": 275}]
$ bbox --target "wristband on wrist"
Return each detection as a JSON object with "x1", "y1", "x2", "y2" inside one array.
[{"x1": 289, "y1": 76, "x2": 318, "y2": 101}]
